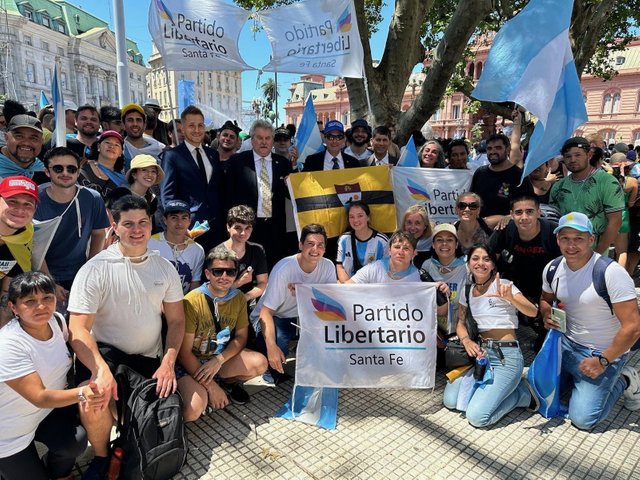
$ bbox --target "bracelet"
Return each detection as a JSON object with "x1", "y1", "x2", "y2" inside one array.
[
  {"x1": 459, "y1": 336, "x2": 470, "y2": 343},
  {"x1": 77, "y1": 386, "x2": 87, "y2": 404}
]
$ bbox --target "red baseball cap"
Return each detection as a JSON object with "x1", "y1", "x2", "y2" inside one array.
[{"x1": 0, "y1": 176, "x2": 39, "y2": 202}]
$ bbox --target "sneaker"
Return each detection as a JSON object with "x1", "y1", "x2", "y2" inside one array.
[
  {"x1": 622, "y1": 366, "x2": 640, "y2": 411},
  {"x1": 521, "y1": 367, "x2": 540, "y2": 412},
  {"x1": 262, "y1": 372, "x2": 276, "y2": 385},
  {"x1": 82, "y1": 455, "x2": 109, "y2": 480},
  {"x1": 219, "y1": 381, "x2": 250, "y2": 405}
]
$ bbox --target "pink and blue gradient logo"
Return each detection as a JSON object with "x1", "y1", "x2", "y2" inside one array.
[{"x1": 155, "y1": 0, "x2": 175, "y2": 25}]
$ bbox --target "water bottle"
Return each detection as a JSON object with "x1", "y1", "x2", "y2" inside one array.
[
  {"x1": 107, "y1": 447, "x2": 123, "y2": 480},
  {"x1": 474, "y1": 356, "x2": 488, "y2": 380}
]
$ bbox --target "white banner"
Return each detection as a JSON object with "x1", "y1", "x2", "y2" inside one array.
[
  {"x1": 295, "y1": 283, "x2": 437, "y2": 389},
  {"x1": 148, "y1": 0, "x2": 252, "y2": 71},
  {"x1": 257, "y1": 0, "x2": 365, "y2": 77},
  {"x1": 391, "y1": 168, "x2": 473, "y2": 226}
]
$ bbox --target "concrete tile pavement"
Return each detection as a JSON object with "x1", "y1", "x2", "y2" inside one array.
[{"x1": 170, "y1": 336, "x2": 640, "y2": 480}]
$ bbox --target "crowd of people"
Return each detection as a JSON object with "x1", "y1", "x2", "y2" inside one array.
[{"x1": 0, "y1": 96, "x2": 639, "y2": 479}]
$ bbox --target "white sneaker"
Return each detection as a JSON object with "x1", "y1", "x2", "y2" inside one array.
[{"x1": 622, "y1": 366, "x2": 640, "y2": 411}]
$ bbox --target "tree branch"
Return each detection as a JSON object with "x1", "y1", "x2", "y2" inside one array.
[
  {"x1": 571, "y1": 0, "x2": 617, "y2": 77},
  {"x1": 396, "y1": 0, "x2": 493, "y2": 143}
]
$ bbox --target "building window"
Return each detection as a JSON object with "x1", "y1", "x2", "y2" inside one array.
[
  {"x1": 23, "y1": 8, "x2": 33, "y2": 20},
  {"x1": 44, "y1": 67, "x2": 52, "y2": 85},
  {"x1": 61, "y1": 72, "x2": 67, "y2": 89},
  {"x1": 57, "y1": 22, "x2": 65, "y2": 34},
  {"x1": 612, "y1": 93, "x2": 621, "y2": 113},
  {"x1": 57, "y1": 46, "x2": 65, "y2": 56},
  {"x1": 599, "y1": 130, "x2": 616, "y2": 142},
  {"x1": 41, "y1": 41, "x2": 49, "y2": 52},
  {"x1": 603, "y1": 92, "x2": 621, "y2": 114},
  {"x1": 26, "y1": 63, "x2": 36, "y2": 83},
  {"x1": 24, "y1": 35, "x2": 32, "y2": 46},
  {"x1": 452, "y1": 104, "x2": 461, "y2": 119},
  {"x1": 633, "y1": 131, "x2": 640, "y2": 145},
  {"x1": 208, "y1": 73, "x2": 212, "y2": 88},
  {"x1": 42, "y1": 15, "x2": 51, "y2": 28}
]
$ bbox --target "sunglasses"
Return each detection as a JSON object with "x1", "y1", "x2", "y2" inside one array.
[
  {"x1": 457, "y1": 202, "x2": 479, "y2": 211},
  {"x1": 50, "y1": 165, "x2": 79, "y2": 174},
  {"x1": 209, "y1": 268, "x2": 238, "y2": 277},
  {"x1": 325, "y1": 134, "x2": 345, "y2": 141}
]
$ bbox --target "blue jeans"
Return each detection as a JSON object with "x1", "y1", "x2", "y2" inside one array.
[
  {"x1": 443, "y1": 345, "x2": 530, "y2": 427},
  {"x1": 560, "y1": 334, "x2": 627, "y2": 430},
  {"x1": 256, "y1": 316, "x2": 297, "y2": 379}
]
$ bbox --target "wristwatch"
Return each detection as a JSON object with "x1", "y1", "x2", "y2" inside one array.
[
  {"x1": 78, "y1": 387, "x2": 87, "y2": 404},
  {"x1": 596, "y1": 355, "x2": 610, "y2": 367}
]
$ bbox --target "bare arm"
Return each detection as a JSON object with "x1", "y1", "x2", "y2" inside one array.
[
  {"x1": 509, "y1": 108, "x2": 523, "y2": 169},
  {"x1": 595, "y1": 211, "x2": 622, "y2": 254},
  {"x1": 336, "y1": 264, "x2": 351, "y2": 283},
  {"x1": 602, "y1": 299, "x2": 640, "y2": 361},
  {"x1": 259, "y1": 305, "x2": 286, "y2": 373},
  {"x1": 6, "y1": 372, "x2": 104, "y2": 410},
  {"x1": 243, "y1": 273, "x2": 268, "y2": 301},
  {"x1": 68, "y1": 312, "x2": 117, "y2": 405},
  {"x1": 88, "y1": 228, "x2": 106, "y2": 259},
  {"x1": 154, "y1": 300, "x2": 185, "y2": 397}
]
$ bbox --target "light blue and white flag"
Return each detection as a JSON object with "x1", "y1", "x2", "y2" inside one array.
[
  {"x1": 39, "y1": 91, "x2": 50, "y2": 109},
  {"x1": 177, "y1": 80, "x2": 195, "y2": 117},
  {"x1": 295, "y1": 95, "x2": 324, "y2": 169},
  {"x1": 257, "y1": 0, "x2": 365, "y2": 78},
  {"x1": 396, "y1": 135, "x2": 419, "y2": 167},
  {"x1": 527, "y1": 328, "x2": 568, "y2": 418},
  {"x1": 51, "y1": 62, "x2": 66, "y2": 147},
  {"x1": 276, "y1": 385, "x2": 339, "y2": 430},
  {"x1": 471, "y1": 0, "x2": 587, "y2": 181}
]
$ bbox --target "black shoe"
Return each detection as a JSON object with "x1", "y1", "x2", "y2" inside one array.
[
  {"x1": 219, "y1": 381, "x2": 250, "y2": 405},
  {"x1": 82, "y1": 456, "x2": 109, "y2": 480}
]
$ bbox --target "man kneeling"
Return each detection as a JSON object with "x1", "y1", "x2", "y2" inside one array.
[{"x1": 177, "y1": 246, "x2": 267, "y2": 420}]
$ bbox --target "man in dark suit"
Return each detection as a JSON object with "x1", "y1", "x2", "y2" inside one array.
[
  {"x1": 363, "y1": 125, "x2": 398, "y2": 166},
  {"x1": 226, "y1": 120, "x2": 293, "y2": 269},
  {"x1": 161, "y1": 105, "x2": 223, "y2": 252},
  {"x1": 301, "y1": 120, "x2": 360, "y2": 172}
]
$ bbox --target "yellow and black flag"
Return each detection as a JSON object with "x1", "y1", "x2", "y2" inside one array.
[{"x1": 286, "y1": 166, "x2": 396, "y2": 238}]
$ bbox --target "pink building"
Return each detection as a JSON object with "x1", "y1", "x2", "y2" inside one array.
[{"x1": 285, "y1": 35, "x2": 640, "y2": 145}]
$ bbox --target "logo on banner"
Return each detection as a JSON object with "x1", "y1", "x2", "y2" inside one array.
[
  {"x1": 155, "y1": 0, "x2": 175, "y2": 25},
  {"x1": 311, "y1": 288, "x2": 347, "y2": 321},
  {"x1": 337, "y1": 7, "x2": 352, "y2": 32},
  {"x1": 334, "y1": 183, "x2": 361, "y2": 206},
  {"x1": 406, "y1": 178, "x2": 431, "y2": 202}
]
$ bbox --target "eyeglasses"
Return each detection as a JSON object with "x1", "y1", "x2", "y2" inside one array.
[
  {"x1": 50, "y1": 165, "x2": 79, "y2": 174},
  {"x1": 457, "y1": 202, "x2": 479, "y2": 211},
  {"x1": 209, "y1": 268, "x2": 238, "y2": 277},
  {"x1": 325, "y1": 134, "x2": 345, "y2": 141}
]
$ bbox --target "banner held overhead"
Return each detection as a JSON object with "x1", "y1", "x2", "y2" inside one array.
[
  {"x1": 148, "y1": 0, "x2": 252, "y2": 71},
  {"x1": 258, "y1": 0, "x2": 365, "y2": 77}
]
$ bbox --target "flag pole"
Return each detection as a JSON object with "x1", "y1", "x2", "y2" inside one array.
[
  {"x1": 163, "y1": 67, "x2": 180, "y2": 143},
  {"x1": 362, "y1": 69, "x2": 373, "y2": 121},
  {"x1": 112, "y1": 0, "x2": 130, "y2": 106}
]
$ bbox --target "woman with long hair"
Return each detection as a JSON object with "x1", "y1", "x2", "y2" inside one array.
[
  {"x1": 454, "y1": 192, "x2": 493, "y2": 253},
  {"x1": 336, "y1": 201, "x2": 388, "y2": 283},
  {"x1": 79, "y1": 130, "x2": 125, "y2": 201},
  {"x1": 442, "y1": 244, "x2": 537, "y2": 428}
]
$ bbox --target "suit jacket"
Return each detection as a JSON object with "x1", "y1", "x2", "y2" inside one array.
[
  {"x1": 301, "y1": 150, "x2": 360, "y2": 172},
  {"x1": 226, "y1": 150, "x2": 292, "y2": 227},
  {"x1": 361, "y1": 154, "x2": 399, "y2": 167},
  {"x1": 160, "y1": 142, "x2": 223, "y2": 230}
]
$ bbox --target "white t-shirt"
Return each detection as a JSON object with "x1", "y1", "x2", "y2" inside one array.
[
  {"x1": 350, "y1": 258, "x2": 421, "y2": 284},
  {"x1": 542, "y1": 253, "x2": 637, "y2": 351},
  {"x1": 422, "y1": 259, "x2": 468, "y2": 333},
  {"x1": 336, "y1": 231, "x2": 388, "y2": 277},
  {"x1": 0, "y1": 317, "x2": 71, "y2": 457},
  {"x1": 250, "y1": 254, "x2": 337, "y2": 324},
  {"x1": 149, "y1": 234, "x2": 205, "y2": 294},
  {"x1": 459, "y1": 279, "x2": 521, "y2": 331},
  {"x1": 68, "y1": 244, "x2": 184, "y2": 358}
]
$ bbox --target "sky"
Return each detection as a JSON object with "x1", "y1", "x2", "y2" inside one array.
[{"x1": 68, "y1": 0, "x2": 398, "y2": 124}]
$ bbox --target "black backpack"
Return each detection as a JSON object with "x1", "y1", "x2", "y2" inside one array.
[{"x1": 113, "y1": 365, "x2": 187, "y2": 480}]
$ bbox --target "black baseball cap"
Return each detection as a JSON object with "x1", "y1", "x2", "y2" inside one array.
[{"x1": 561, "y1": 136, "x2": 590, "y2": 154}]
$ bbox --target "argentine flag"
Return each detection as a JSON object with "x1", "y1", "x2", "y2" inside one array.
[
  {"x1": 276, "y1": 385, "x2": 339, "y2": 430},
  {"x1": 295, "y1": 95, "x2": 324, "y2": 170},
  {"x1": 39, "y1": 91, "x2": 50, "y2": 109},
  {"x1": 396, "y1": 135, "x2": 419, "y2": 167},
  {"x1": 51, "y1": 63, "x2": 66, "y2": 147},
  {"x1": 471, "y1": 0, "x2": 587, "y2": 181},
  {"x1": 527, "y1": 328, "x2": 568, "y2": 419}
]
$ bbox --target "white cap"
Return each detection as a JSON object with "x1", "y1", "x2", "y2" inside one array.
[{"x1": 63, "y1": 100, "x2": 78, "y2": 112}]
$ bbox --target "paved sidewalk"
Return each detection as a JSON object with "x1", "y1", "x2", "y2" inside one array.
[{"x1": 168, "y1": 337, "x2": 640, "y2": 480}]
